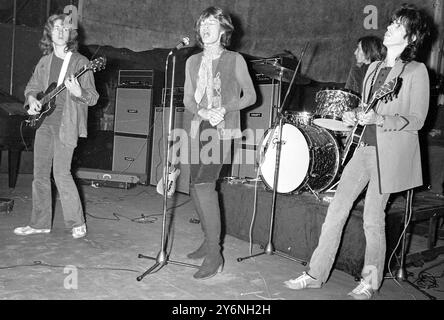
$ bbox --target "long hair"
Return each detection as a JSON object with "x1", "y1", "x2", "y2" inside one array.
[
  {"x1": 39, "y1": 14, "x2": 78, "y2": 55},
  {"x1": 390, "y1": 4, "x2": 431, "y2": 62},
  {"x1": 194, "y1": 6, "x2": 234, "y2": 49},
  {"x1": 358, "y1": 35, "x2": 386, "y2": 63}
]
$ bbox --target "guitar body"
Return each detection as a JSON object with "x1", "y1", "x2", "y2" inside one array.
[
  {"x1": 156, "y1": 166, "x2": 181, "y2": 198},
  {"x1": 24, "y1": 56, "x2": 107, "y2": 129},
  {"x1": 27, "y1": 82, "x2": 58, "y2": 129},
  {"x1": 340, "y1": 76, "x2": 403, "y2": 167},
  {"x1": 342, "y1": 124, "x2": 365, "y2": 166}
]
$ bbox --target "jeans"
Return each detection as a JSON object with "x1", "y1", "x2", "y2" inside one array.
[
  {"x1": 30, "y1": 124, "x2": 84, "y2": 229},
  {"x1": 308, "y1": 146, "x2": 390, "y2": 289}
]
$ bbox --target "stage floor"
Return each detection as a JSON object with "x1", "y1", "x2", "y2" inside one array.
[{"x1": 0, "y1": 173, "x2": 444, "y2": 301}]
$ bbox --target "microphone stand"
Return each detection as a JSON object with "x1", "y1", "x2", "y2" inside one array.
[
  {"x1": 137, "y1": 50, "x2": 199, "y2": 281},
  {"x1": 384, "y1": 189, "x2": 437, "y2": 300},
  {"x1": 237, "y1": 43, "x2": 310, "y2": 265}
]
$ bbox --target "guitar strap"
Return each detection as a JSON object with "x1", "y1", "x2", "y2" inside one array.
[
  {"x1": 57, "y1": 51, "x2": 73, "y2": 86},
  {"x1": 366, "y1": 61, "x2": 383, "y2": 104}
]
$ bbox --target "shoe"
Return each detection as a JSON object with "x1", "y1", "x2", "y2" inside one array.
[
  {"x1": 284, "y1": 272, "x2": 322, "y2": 290},
  {"x1": 348, "y1": 279, "x2": 375, "y2": 300},
  {"x1": 72, "y1": 224, "x2": 87, "y2": 239},
  {"x1": 193, "y1": 254, "x2": 224, "y2": 280},
  {"x1": 14, "y1": 226, "x2": 50, "y2": 235}
]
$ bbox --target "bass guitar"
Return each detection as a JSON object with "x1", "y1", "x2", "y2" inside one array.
[
  {"x1": 341, "y1": 76, "x2": 403, "y2": 166},
  {"x1": 25, "y1": 56, "x2": 106, "y2": 129}
]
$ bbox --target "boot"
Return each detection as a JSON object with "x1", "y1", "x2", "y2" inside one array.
[
  {"x1": 187, "y1": 185, "x2": 208, "y2": 259},
  {"x1": 192, "y1": 182, "x2": 224, "y2": 280}
]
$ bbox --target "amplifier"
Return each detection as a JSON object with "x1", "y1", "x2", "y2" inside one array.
[
  {"x1": 118, "y1": 69, "x2": 162, "y2": 88},
  {"x1": 74, "y1": 168, "x2": 140, "y2": 189},
  {"x1": 162, "y1": 87, "x2": 184, "y2": 107}
]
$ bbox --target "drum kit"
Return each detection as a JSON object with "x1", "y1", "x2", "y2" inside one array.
[{"x1": 251, "y1": 58, "x2": 361, "y2": 196}]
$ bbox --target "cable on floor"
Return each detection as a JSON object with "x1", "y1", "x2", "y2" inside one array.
[
  {"x1": 0, "y1": 260, "x2": 140, "y2": 273},
  {"x1": 85, "y1": 199, "x2": 191, "y2": 224}
]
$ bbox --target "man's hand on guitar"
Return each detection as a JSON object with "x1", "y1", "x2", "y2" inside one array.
[
  {"x1": 27, "y1": 95, "x2": 42, "y2": 115},
  {"x1": 342, "y1": 111, "x2": 357, "y2": 127},
  {"x1": 356, "y1": 110, "x2": 381, "y2": 125},
  {"x1": 65, "y1": 75, "x2": 82, "y2": 97}
]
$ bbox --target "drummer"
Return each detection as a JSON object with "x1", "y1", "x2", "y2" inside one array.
[{"x1": 344, "y1": 36, "x2": 386, "y2": 96}]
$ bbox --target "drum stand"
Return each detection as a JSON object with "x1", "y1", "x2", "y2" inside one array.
[{"x1": 237, "y1": 43, "x2": 310, "y2": 266}]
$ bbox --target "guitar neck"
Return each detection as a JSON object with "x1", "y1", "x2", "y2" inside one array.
[{"x1": 40, "y1": 66, "x2": 88, "y2": 105}]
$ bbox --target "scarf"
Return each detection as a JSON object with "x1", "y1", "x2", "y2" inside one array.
[
  {"x1": 194, "y1": 46, "x2": 224, "y2": 108},
  {"x1": 194, "y1": 46, "x2": 225, "y2": 134}
]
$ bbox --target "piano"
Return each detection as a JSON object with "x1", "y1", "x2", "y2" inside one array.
[{"x1": 0, "y1": 91, "x2": 35, "y2": 188}]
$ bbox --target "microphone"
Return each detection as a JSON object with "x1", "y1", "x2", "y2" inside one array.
[{"x1": 169, "y1": 37, "x2": 190, "y2": 55}]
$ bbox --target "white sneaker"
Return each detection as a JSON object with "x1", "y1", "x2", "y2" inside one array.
[
  {"x1": 348, "y1": 279, "x2": 375, "y2": 300},
  {"x1": 14, "y1": 226, "x2": 51, "y2": 235},
  {"x1": 72, "y1": 224, "x2": 87, "y2": 239},
  {"x1": 284, "y1": 272, "x2": 322, "y2": 290}
]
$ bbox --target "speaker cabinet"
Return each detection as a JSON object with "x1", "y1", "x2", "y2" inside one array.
[
  {"x1": 231, "y1": 84, "x2": 279, "y2": 178},
  {"x1": 112, "y1": 134, "x2": 150, "y2": 184},
  {"x1": 241, "y1": 83, "x2": 279, "y2": 146},
  {"x1": 114, "y1": 87, "x2": 155, "y2": 135},
  {"x1": 231, "y1": 142, "x2": 259, "y2": 179},
  {"x1": 112, "y1": 87, "x2": 160, "y2": 183},
  {"x1": 150, "y1": 105, "x2": 193, "y2": 194}
]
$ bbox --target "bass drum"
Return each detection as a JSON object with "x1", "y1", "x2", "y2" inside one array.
[{"x1": 258, "y1": 123, "x2": 341, "y2": 193}]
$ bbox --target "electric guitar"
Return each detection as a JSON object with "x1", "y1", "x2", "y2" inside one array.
[
  {"x1": 25, "y1": 56, "x2": 106, "y2": 129},
  {"x1": 156, "y1": 166, "x2": 181, "y2": 198},
  {"x1": 341, "y1": 76, "x2": 403, "y2": 166}
]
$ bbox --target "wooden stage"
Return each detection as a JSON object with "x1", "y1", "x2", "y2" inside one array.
[{"x1": 219, "y1": 179, "x2": 444, "y2": 277}]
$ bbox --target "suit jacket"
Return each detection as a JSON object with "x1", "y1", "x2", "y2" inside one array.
[{"x1": 362, "y1": 59, "x2": 429, "y2": 193}]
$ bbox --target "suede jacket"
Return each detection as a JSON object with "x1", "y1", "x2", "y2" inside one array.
[
  {"x1": 362, "y1": 59, "x2": 430, "y2": 193},
  {"x1": 183, "y1": 49, "x2": 256, "y2": 140},
  {"x1": 24, "y1": 52, "x2": 99, "y2": 147}
]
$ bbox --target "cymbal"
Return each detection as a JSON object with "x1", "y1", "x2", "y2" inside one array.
[{"x1": 252, "y1": 61, "x2": 310, "y2": 84}]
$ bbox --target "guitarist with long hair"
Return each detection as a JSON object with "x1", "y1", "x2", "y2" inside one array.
[
  {"x1": 284, "y1": 4, "x2": 431, "y2": 299},
  {"x1": 14, "y1": 14, "x2": 99, "y2": 239}
]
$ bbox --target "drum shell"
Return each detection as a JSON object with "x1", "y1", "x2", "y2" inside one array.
[
  {"x1": 313, "y1": 89, "x2": 360, "y2": 131},
  {"x1": 258, "y1": 123, "x2": 340, "y2": 193},
  {"x1": 286, "y1": 111, "x2": 313, "y2": 126},
  {"x1": 299, "y1": 126, "x2": 341, "y2": 192}
]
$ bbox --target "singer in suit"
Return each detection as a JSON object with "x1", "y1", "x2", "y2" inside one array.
[
  {"x1": 284, "y1": 4, "x2": 431, "y2": 299},
  {"x1": 183, "y1": 6, "x2": 256, "y2": 279}
]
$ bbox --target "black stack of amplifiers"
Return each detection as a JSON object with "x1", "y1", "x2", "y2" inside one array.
[
  {"x1": 111, "y1": 69, "x2": 192, "y2": 193},
  {"x1": 149, "y1": 87, "x2": 192, "y2": 194},
  {"x1": 231, "y1": 58, "x2": 282, "y2": 179},
  {"x1": 111, "y1": 69, "x2": 163, "y2": 185}
]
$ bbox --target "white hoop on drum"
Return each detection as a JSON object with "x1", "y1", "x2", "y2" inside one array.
[{"x1": 258, "y1": 123, "x2": 340, "y2": 194}]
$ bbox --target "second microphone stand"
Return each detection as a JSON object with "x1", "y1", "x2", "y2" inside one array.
[
  {"x1": 137, "y1": 51, "x2": 199, "y2": 281},
  {"x1": 237, "y1": 44, "x2": 310, "y2": 266}
]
